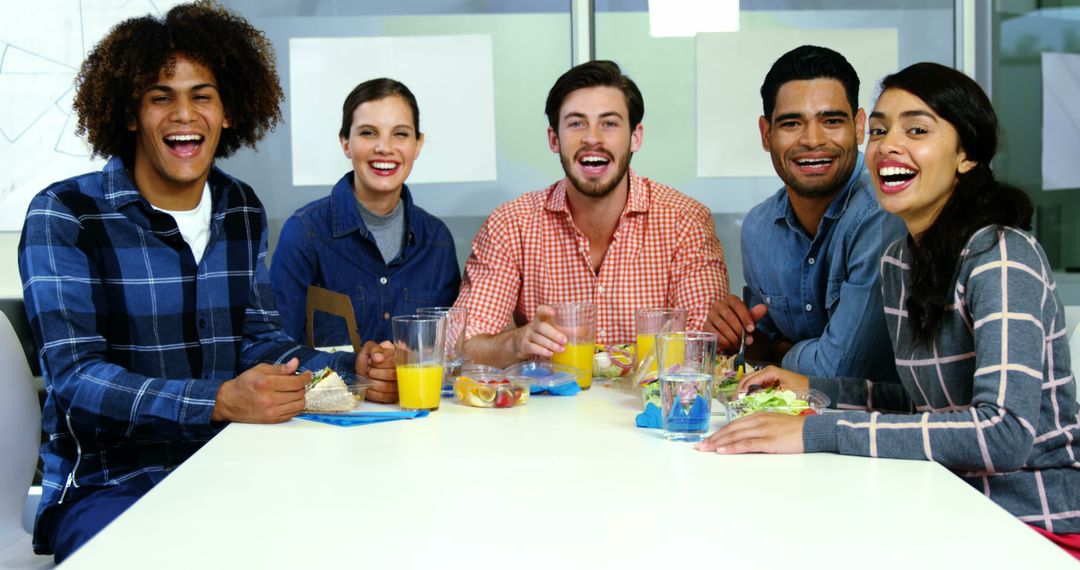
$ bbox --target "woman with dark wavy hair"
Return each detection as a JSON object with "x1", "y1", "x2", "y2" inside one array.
[{"x1": 699, "y1": 62, "x2": 1080, "y2": 558}]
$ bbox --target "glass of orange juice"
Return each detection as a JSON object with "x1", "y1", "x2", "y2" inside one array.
[
  {"x1": 549, "y1": 302, "x2": 597, "y2": 390},
  {"x1": 392, "y1": 315, "x2": 445, "y2": 411},
  {"x1": 634, "y1": 308, "x2": 688, "y2": 378}
]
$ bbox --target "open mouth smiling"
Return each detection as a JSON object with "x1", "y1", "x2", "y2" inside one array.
[
  {"x1": 793, "y1": 156, "x2": 836, "y2": 173},
  {"x1": 368, "y1": 161, "x2": 401, "y2": 176},
  {"x1": 878, "y1": 165, "x2": 917, "y2": 188},
  {"x1": 577, "y1": 152, "x2": 611, "y2": 174},
  {"x1": 164, "y1": 133, "x2": 204, "y2": 154}
]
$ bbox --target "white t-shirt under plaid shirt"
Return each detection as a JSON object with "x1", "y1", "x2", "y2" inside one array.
[
  {"x1": 804, "y1": 226, "x2": 1080, "y2": 533},
  {"x1": 454, "y1": 169, "x2": 729, "y2": 344}
]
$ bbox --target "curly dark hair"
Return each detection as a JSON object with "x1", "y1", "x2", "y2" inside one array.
[
  {"x1": 880, "y1": 63, "x2": 1033, "y2": 344},
  {"x1": 72, "y1": 0, "x2": 283, "y2": 162}
]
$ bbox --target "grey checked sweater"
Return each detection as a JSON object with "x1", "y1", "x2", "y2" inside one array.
[{"x1": 804, "y1": 226, "x2": 1080, "y2": 533}]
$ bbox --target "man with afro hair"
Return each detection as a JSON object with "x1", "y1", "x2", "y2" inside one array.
[{"x1": 18, "y1": 2, "x2": 396, "y2": 561}]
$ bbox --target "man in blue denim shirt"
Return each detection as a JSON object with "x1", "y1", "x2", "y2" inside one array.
[
  {"x1": 18, "y1": 5, "x2": 395, "y2": 562},
  {"x1": 706, "y1": 46, "x2": 905, "y2": 382},
  {"x1": 270, "y1": 78, "x2": 460, "y2": 346}
]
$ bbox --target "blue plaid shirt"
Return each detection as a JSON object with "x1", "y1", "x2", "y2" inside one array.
[{"x1": 18, "y1": 157, "x2": 354, "y2": 552}]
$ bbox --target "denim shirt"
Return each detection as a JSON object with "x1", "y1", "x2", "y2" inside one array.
[
  {"x1": 742, "y1": 154, "x2": 906, "y2": 382},
  {"x1": 270, "y1": 173, "x2": 461, "y2": 345}
]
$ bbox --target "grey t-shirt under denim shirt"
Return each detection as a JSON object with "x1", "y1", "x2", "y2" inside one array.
[{"x1": 355, "y1": 196, "x2": 404, "y2": 264}]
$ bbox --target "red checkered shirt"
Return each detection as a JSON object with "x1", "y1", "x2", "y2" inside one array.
[{"x1": 455, "y1": 169, "x2": 728, "y2": 344}]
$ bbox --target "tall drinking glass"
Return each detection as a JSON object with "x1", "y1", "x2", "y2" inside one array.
[
  {"x1": 417, "y1": 306, "x2": 468, "y2": 396},
  {"x1": 392, "y1": 315, "x2": 445, "y2": 411},
  {"x1": 549, "y1": 302, "x2": 597, "y2": 390},
  {"x1": 634, "y1": 308, "x2": 688, "y2": 376},
  {"x1": 657, "y1": 332, "x2": 716, "y2": 442}
]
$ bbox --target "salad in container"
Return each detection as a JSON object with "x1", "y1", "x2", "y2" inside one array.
[{"x1": 725, "y1": 388, "x2": 830, "y2": 422}]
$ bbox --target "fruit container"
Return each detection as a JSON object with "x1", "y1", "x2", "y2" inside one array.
[
  {"x1": 503, "y1": 361, "x2": 584, "y2": 391},
  {"x1": 724, "y1": 388, "x2": 830, "y2": 422},
  {"x1": 303, "y1": 377, "x2": 369, "y2": 413},
  {"x1": 454, "y1": 373, "x2": 530, "y2": 408}
]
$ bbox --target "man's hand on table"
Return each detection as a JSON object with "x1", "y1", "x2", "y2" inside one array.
[
  {"x1": 463, "y1": 305, "x2": 566, "y2": 368},
  {"x1": 212, "y1": 358, "x2": 309, "y2": 423},
  {"x1": 508, "y1": 305, "x2": 565, "y2": 359},
  {"x1": 357, "y1": 340, "x2": 398, "y2": 404},
  {"x1": 704, "y1": 295, "x2": 768, "y2": 351}
]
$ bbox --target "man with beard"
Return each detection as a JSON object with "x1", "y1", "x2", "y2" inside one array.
[
  {"x1": 705, "y1": 45, "x2": 905, "y2": 382},
  {"x1": 455, "y1": 60, "x2": 728, "y2": 366}
]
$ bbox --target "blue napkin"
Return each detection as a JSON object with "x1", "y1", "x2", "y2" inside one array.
[
  {"x1": 297, "y1": 410, "x2": 429, "y2": 427},
  {"x1": 528, "y1": 380, "x2": 581, "y2": 396},
  {"x1": 636, "y1": 402, "x2": 661, "y2": 428},
  {"x1": 664, "y1": 395, "x2": 711, "y2": 433}
]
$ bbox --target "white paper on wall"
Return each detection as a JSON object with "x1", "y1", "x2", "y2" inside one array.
[
  {"x1": 1041, "y1": 51, "x2": 1080, "y2": 191},
  {"x1": 289, "y1": 35, "x2": 497, "y2": 187},
  {"x1": 0, "y1": 0, "x2": 186, "y2": 231},
  {"x1": 696, "y1": 29, "x2": 899, "y2": 179}
]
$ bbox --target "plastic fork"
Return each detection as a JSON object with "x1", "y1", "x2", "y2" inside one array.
[{"x1": 731, "y1": 286, "x2": 751, "y2": 378}]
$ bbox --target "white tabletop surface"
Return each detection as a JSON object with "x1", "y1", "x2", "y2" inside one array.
[{"x1": 61, "y1": 383, "x2": 1078, "y2": 569}]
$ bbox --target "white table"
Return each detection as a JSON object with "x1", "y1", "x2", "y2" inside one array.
[{"x1": 61, "y1": 384, "x2": 1077, "y2": 569}]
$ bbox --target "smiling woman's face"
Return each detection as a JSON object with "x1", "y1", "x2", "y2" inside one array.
[
  {"x1": 340, "y1": 95, "x2": 423, "y2": 203},
  {"x1": 866, "y1": 87, "x2": 976, "y2": 236}
]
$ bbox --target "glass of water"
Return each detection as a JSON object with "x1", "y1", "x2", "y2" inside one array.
[
  {"x1": 418, "y1": 306, "x2": 468, "y2": 396},
  {"x1": 657, "y1": 331, "x2": 717, "y2": 442}
]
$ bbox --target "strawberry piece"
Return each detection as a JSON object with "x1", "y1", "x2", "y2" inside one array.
[{"x1": 495, "y1": 389, "x2": 515, "y2": 408}]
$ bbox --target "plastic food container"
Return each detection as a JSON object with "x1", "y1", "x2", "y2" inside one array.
[
  {"x1": 303, "y1": 378, "x2": 369, "y2": 413},
  {"x1": 724, "y1": 389, "x2": 830, "y2": 422},
  {"x1": 503, "y1": 361, "x2": 584, "y2": 390},
  {"x1": 641, "y1": 381, "x2": 661, "y2": 409},
  {"x1": 593, "y1": 344, "x2": 634, "y2": 378},
  {"x1": 712, "y1": 377, "x2": 741, "y2": 404},
  {"x1": 454, "y1": 373, "x2": 530, "y2": 408}
]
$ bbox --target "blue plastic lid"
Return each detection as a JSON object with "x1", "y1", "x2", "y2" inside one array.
[{"x1": 502, "y1": 361, "x2": 582, "y2": 388}]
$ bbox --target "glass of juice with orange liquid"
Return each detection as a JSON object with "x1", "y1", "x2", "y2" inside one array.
[
  {"x1": 549, "y1": 302, "x2": 597, "y2": 390},
  {"x1": 392, "y1": 314, "x2": 445, "y2": 411},
  {"x1": 634, "y1": 308, "x2": 688, "y2": 378}
]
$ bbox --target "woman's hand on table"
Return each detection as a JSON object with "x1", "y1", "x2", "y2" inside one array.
[
  {"x1": 356, "y1": 340, "x2": 398, "y2": 403},
  {"x1": 737, "y1": 365, "x2": 809, "y2": 393},
  {"x1": 695, "y1": 413, "x2": 806, "y2": 454}
]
